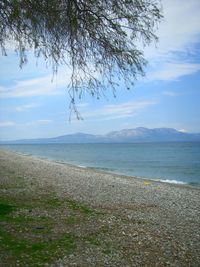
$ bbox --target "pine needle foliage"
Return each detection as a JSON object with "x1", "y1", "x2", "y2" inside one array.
[{"x1": 0, "y1": 0, "x2": 162, "y2": 116}]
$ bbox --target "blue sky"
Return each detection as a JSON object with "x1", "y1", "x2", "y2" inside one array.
[{"x1": 0, "y1": 0, "x2": 200, "y2": 141}]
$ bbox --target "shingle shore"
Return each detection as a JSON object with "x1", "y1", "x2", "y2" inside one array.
[{"x1": 0, "y1": 149, "x2": 200, "y2": 266}]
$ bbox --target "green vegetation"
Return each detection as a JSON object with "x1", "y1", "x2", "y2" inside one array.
[
  {"x1": 65, "y1": 199, "x2": 96, "y2": 215},
  {"x1": 0, "y1": 168, "x2": 111, "y2": 267},
  {"x1": 65, "y1": 215, "x2": 81, "y2": 225},
  {"x1": 0, "y1": 194, "x2": 102, "y2": 266},
  {"x1": 84, "y1": 233, "x2": 101, "y2": 246},
  {"x1": 0, "y1": 202, "x2": 15, "y2": 216},
  {"x1": 0, "y1": 227, "x2": 77, "y2": 266},
  {"x1": 0, "y1": 157, "x2": 139, "y2": 266}
]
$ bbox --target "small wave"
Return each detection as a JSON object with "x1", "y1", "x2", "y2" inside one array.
[
  {"x1": 158, "y1": 179, "x2": 187, "y2": 185},
  {"x1": 78, "y1": 165, "x2": 87, "y2": 168}
]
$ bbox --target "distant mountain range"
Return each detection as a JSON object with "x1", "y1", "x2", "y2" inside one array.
[{"x1": 1, "y1": 127, "x2": 200, "y2": 144}]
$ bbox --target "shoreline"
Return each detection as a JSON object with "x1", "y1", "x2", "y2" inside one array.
[
  {"x1": 0, "y1": 148, "x2": 200, "y2": 266},
  {"x1": 0, "y1": 148, "x2": 200, "y2": 204},
  {"x1": 0, "y1": 147, "x2": 199, "y2": 190}
]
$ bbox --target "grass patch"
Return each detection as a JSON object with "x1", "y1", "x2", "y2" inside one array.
[
  {"x1": 0, "y1": 202, "x2": 15, "y2": 216},
  {"x1": 0, "y1": 214, "x2": 34, "y2": 223},
  {"x1": 84, "y1": 234, "x2": 101, "y2": 246},
  {"x1": 0, "y1": 164, "x2": 111, "y2": 266},
  {"x1": 0, "y1": 195, "x2": 100, "y2": 266},
  {"x1": 0, "y1": 229, "x2": 77, "y2": 266},
  {"x1": 102, "y1": 242, "x2": 113, "y2": 255},
  {"x1": 65, "y1": 215, "x2": 81, "y2": 225},
  {"x1": 45, "y1": 198, "x2": 63, "y2": 207},
  {"x1": 66, "y1": 199, "x2": 96, "y2": 215}
]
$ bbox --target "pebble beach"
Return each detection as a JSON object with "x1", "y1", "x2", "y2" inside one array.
[{"x1": 0, "y1": 149, "x2": 200, "y2": 266}]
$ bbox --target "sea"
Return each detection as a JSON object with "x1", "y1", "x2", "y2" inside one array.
[{"x1": 1, "y1": 142, "x2": 200, "y2": 186}]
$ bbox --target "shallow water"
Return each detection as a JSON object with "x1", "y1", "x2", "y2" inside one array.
[{"x1": 1, "y1": 142, "x2": 200, "y2": 186}]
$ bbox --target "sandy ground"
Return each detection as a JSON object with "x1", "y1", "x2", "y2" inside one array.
[{"x1": 0, "y1": 149, "x2": 200, "y2": 266}]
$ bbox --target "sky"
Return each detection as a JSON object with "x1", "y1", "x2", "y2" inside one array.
[{"x1": 0, "y1": 0, "x2": 200, "y2": 141}]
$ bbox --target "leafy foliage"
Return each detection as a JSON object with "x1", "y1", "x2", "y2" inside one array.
[
  {"x1": 0, "y1": 202, "x2": 15, "y2": 216},
  {"x1": 0, "y1": 0, "x2": 162, "y2": 115}
]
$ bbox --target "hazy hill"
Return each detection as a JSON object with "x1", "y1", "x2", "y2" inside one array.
[{"x1": 1, "y1": 127, "x2": 200, "y2": 144}]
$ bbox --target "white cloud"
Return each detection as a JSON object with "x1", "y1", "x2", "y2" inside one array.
[
  {"x1": 145, "y1": 0, "x2": 200, "y2": 60},
  {"x1": 144, "y1": 0, "x2": 200, "y2": 81},
  {"x1": 25, "y1": 120, "x2": 53, "y2": 126},
  {"x1": 76, "y1": 103, "x2": 89, "y2": 108},
  {"x1": 147, "y1": 62, "x2": 200, "y2": 81},
  {"x1": 81, "y1": 99, "x2": 157, "y2": 121},
  {"x1": 0, "y1": 120, "x2": 52, "y2": 128},
  {"x1": 162, "y1": 91, "x2": 180, "y2": 97},
  {"x1": 0, "y1": 69, "x2": 71, "y2": 98},
  {"x1": 35, "y1": 120, "x2": 52, "y2": 125},
  {"x1": 178, "y1": 129, "x2": 188, "y2": 133},
  {"x1": 0, "y1": 121, "x2": 16, "y2": 127},
  {"x1": 15, "y1": 103, "x2": 40, "y2": 112}
]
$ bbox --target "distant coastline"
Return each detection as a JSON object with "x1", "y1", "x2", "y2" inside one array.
[{"x1": 1, "y1": 127, "x2": 200, "y2": 144}]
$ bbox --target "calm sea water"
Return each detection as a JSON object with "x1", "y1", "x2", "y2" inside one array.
[{"x1": 1, "y1": 142, "x2": 200, "y2": 186}]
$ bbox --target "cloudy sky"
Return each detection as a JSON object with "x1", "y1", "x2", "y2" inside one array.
[{"x1": 0, "y1": 0, "x2": 200, "y2": 140}]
